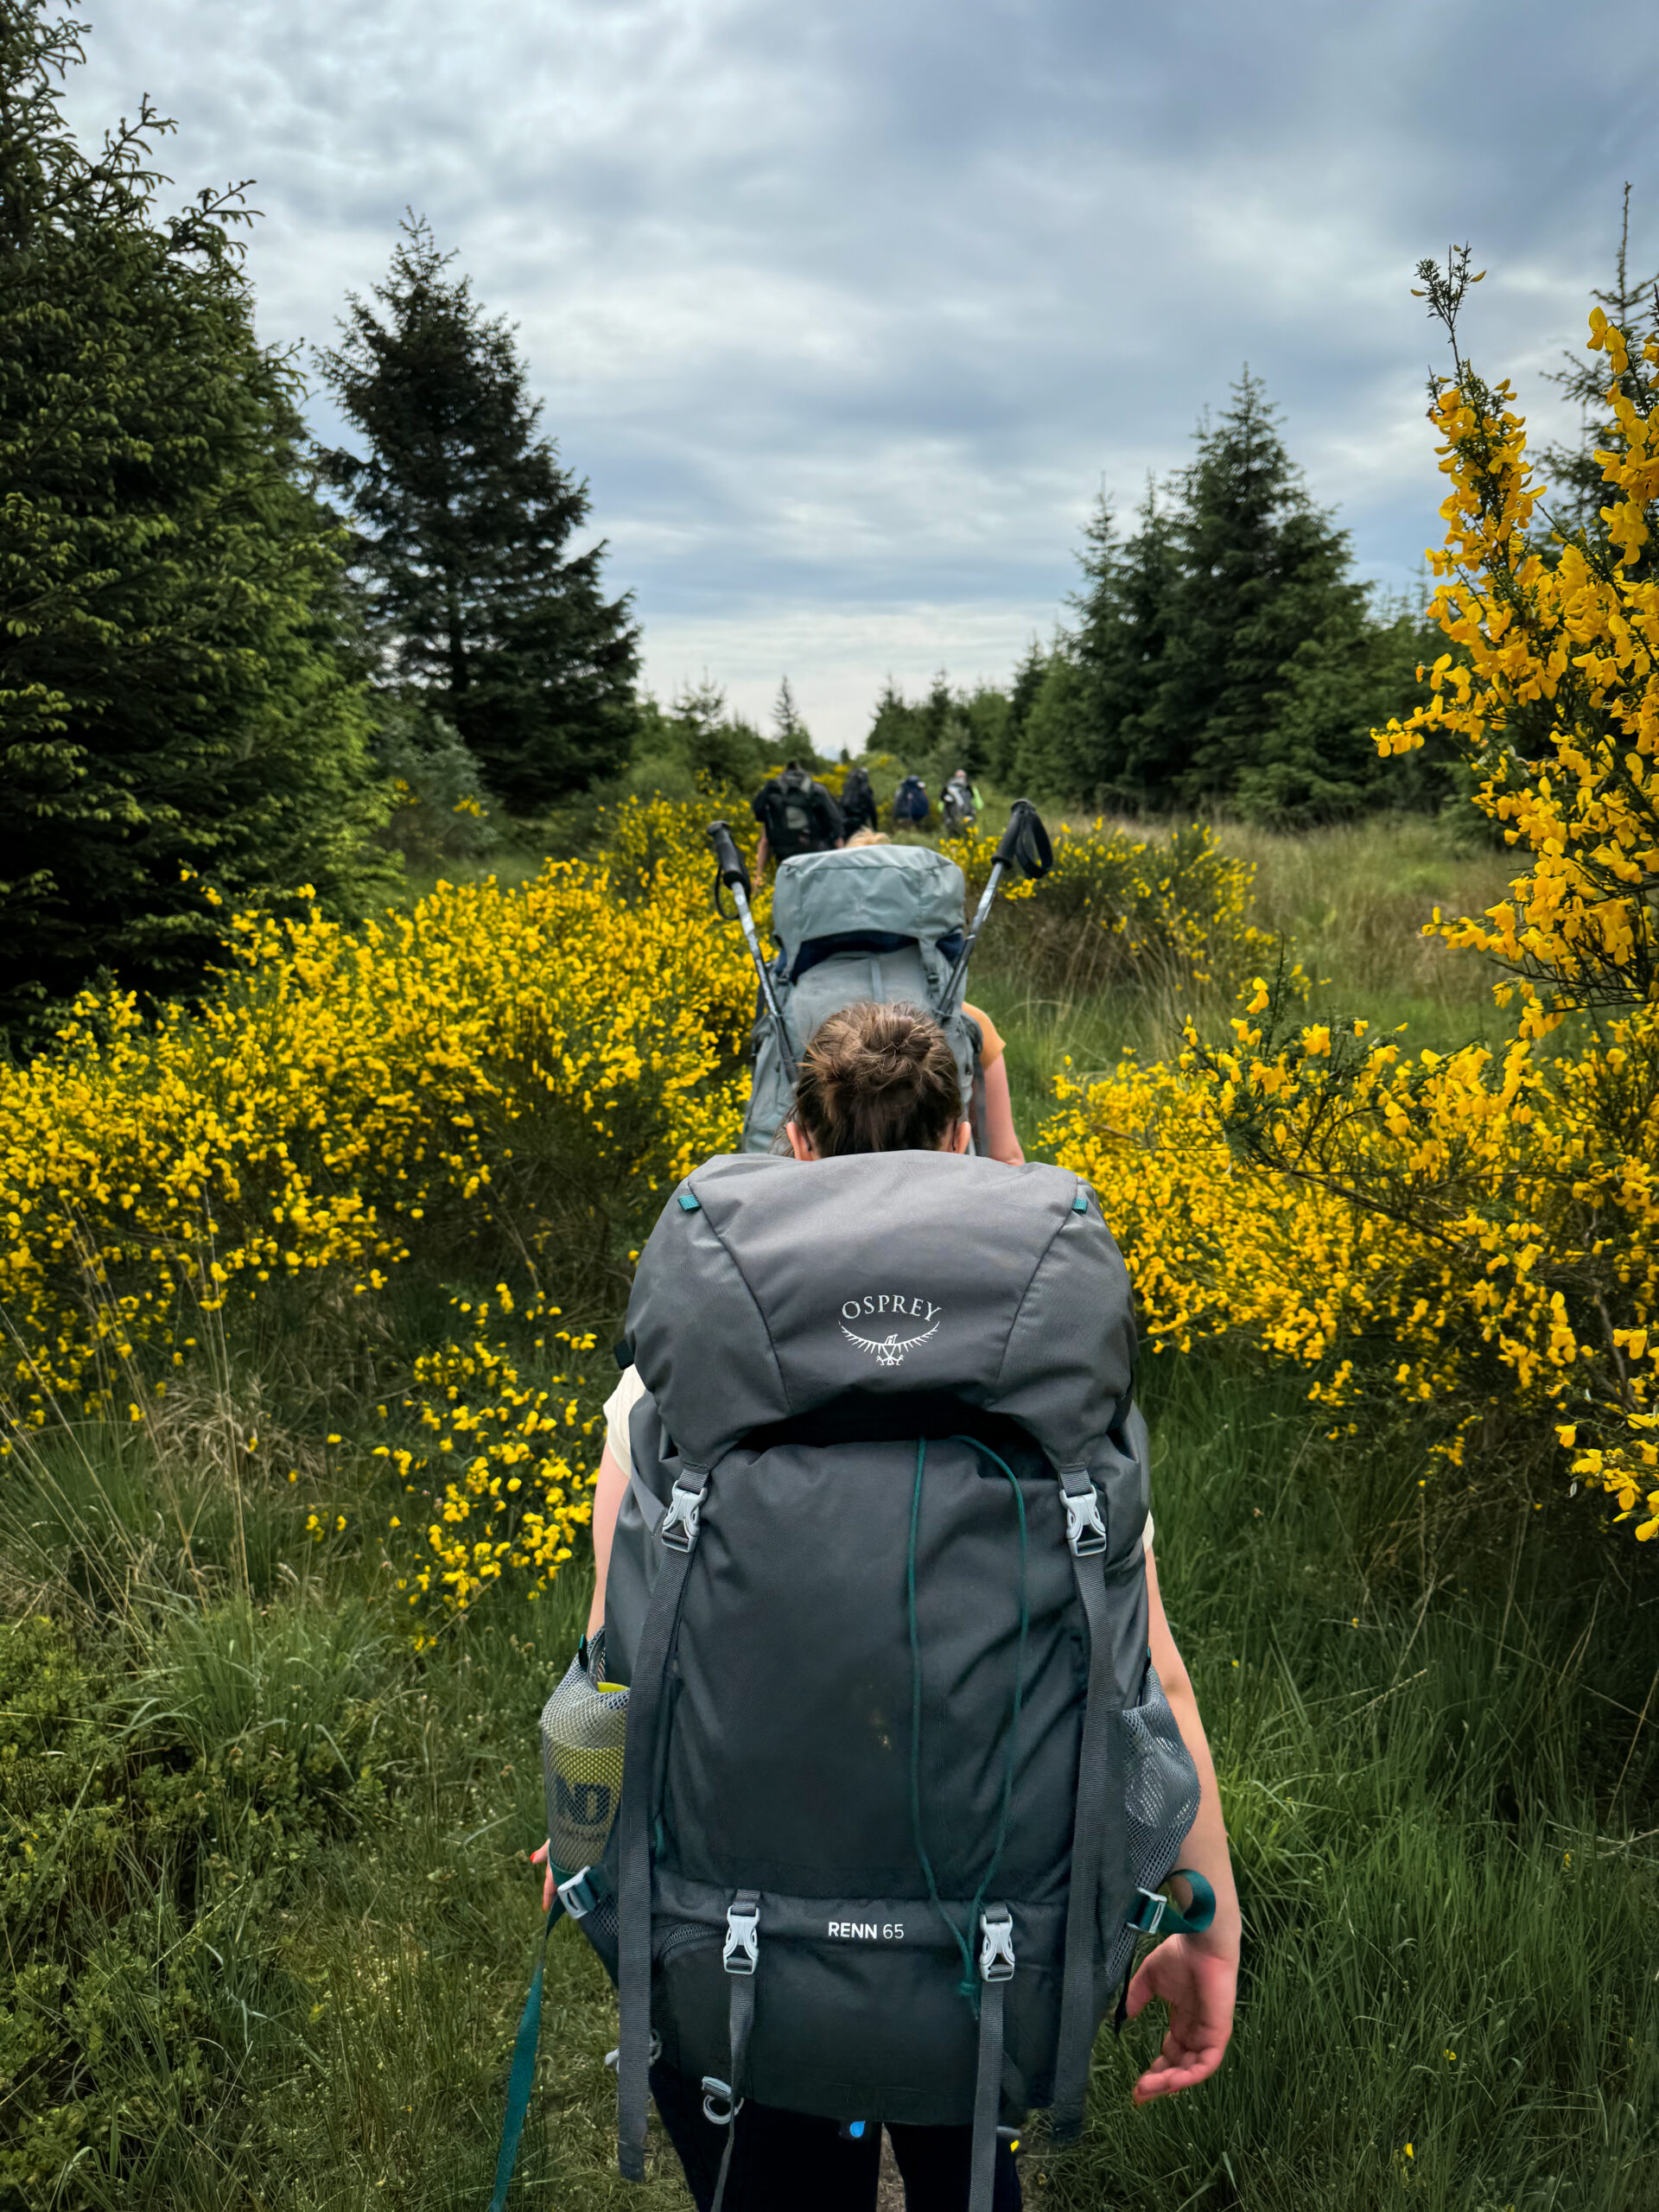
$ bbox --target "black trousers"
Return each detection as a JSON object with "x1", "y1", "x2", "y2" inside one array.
[{"x1": 651, "y1": 2064, "x2": 1022, "y2": 2212}]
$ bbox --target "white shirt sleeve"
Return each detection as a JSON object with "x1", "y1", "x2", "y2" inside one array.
[{"x1": 603, "y1": 1364, "x2": 650, "y2": 1469}]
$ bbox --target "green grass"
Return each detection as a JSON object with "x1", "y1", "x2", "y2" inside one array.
[{"x1": 4, "y1": 810, "x2": 1656, "y2": 2212}]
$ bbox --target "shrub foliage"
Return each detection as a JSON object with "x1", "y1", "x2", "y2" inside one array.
[{"x1": 1049, "y1": 261, "x2": 1659, "y2": 1541}]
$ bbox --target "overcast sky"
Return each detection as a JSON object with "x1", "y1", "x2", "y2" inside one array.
[{"x1": 66, "y1": 0, "x2": 1658, "y2": 747}]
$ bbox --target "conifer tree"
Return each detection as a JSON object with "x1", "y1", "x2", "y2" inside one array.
[
  {"x1": 1066, "y1": 484, "x2": 1183, "y2": 808},
  {"x1": 772, "y1": 676, "x2": 808, "y2": 752},
  {"x1": 1158, "y1": 370, "x2": 1370, "y2": 811},
  {"x1": 317, "y1": 219, "x2": 639, "y2": 811},
  {"x1": 988, "y1": 639, "x2": 1047, "y2": 783},
  {"x1": 0, "y1": 0, "x2": 390, "y2": 1046}
]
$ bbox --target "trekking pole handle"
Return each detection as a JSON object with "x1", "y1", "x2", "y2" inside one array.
[{"x1": 706, "y1": 819, "x2": 750, "y2": 894}]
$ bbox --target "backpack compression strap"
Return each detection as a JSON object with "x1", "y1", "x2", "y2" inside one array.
[
  {"x1": 616, "y1": 1464, "x2": 711, "y2": 2179},
  {"x1": 1048, "y1": 1465, "x2": 1134, "y2": 2145},
  {"x1": 969, "y1": 1904, "x2": 1015, "y2": 2212}
]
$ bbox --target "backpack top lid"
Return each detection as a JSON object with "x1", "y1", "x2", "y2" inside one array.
[
  {"x1": 625, "y1": 1151, "x2": 1141, "y2": 1497},
  {"x1": 771, "y1": 844, "x2": 963, "y2": 970}
]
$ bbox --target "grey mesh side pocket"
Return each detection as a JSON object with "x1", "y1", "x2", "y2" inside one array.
[
  {"x1": 1101, "y1": 1660, "x2": 1201, "y2": 1991},
  {"x1": 540, "y1": 1632, "x2": 630, "y2": 1881}
]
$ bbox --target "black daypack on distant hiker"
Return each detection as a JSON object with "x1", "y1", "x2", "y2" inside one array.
[
  {"x1": 754, "y1": 765, "x2": 842, "y2": 861},
  {"x1": 893, "y1": 772, "x2": 929, "y2": 826},
  {"x1": 839, "y1": 763, "x2": 878, "y2": 835},
  {"x1": 740, "y1": 842, "x2": 982, "y2": 1155},
  {"x1": 524, "y1": 1152, "x2": 1213, "y2": 2212}
]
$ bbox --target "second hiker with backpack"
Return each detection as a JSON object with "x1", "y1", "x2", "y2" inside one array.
[
  {"x1": 527, "y1": 999, "x2": 1242, "y2": 2212},
  {"x1": 753, "y1": 759, "x2": 844, "y2": 872},
  {"x1": 838, "y1": 762, "x2": 879, "y2": 837}
]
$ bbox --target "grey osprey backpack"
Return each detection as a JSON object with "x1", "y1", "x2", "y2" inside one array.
[
  {"x1": 741, "y1": 844, "x2": 982, "y2": 1154},
  {"x1": 550, "y1": 1152, "x2": 1211, "y2": 2212}
]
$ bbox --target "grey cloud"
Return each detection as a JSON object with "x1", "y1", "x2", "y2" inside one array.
[{"x1": 66, "y1": 0, "x2": 1659, "y2": 740}]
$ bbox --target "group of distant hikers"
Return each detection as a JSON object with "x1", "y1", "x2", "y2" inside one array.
[
  {"x1": 502, "y1": 756, "x2": 1239, "y2": 2212},
  {"x1": 752, "y1": 760, "x2": 983, "y2": 873}
]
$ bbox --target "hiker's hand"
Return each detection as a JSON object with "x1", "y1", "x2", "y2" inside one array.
[
  {"x1": 531, "y1": 1839, "x2": 555, "y2": 1911},
  {"x1": 1125, "y1": 1933, "x2": 1236, "y2": 2102}
]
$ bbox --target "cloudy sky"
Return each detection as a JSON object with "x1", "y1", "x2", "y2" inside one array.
[{"x1": 67, "y1": 0, "x2": 1656, "y2": 747}]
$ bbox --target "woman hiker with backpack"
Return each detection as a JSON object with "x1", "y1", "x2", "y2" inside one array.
[{"x1": 532, "y1": 1001, "x2": 1241, "y2": 2212}]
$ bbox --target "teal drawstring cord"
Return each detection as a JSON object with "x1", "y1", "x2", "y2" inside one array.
[{"x1": 906, "y1": 1434, "x2": 1031, "y2": 2004}]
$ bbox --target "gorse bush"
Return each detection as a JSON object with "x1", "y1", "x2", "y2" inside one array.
[
  {"x1": 1049, "y1": 263, "x2": 1659, "y2": 1544},
  {"x1": 962, "y1": 816, "x2": 1262, "y2": 997},
  {"x1": 0, "y1": 791, "x2": 1262, "y2": 1618},
  {"x1": 0, "y1": 797, "x2": 752, "y2": 1613}
]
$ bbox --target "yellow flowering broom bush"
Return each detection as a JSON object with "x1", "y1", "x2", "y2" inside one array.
[
  {"x1": 0, "y1": 797, "x2": 753, "y2": 1604},
  {"x1": 961, "y1": 817, "x2": 1263, "y2": 996},
  {"x1": 1048, "y1": 261, "x2": 1659, "y2": 1541}
]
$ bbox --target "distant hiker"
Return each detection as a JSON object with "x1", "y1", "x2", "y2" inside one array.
[
  {"x1": 753, "y1": 760, "x2": 843, "y2": 874},
  {"x1": 892, "y1": 771, "x2": 929, "y2": 829},
  {"x1": 838, "y1": 761, "x2": 879, "y2": 837},
  {"x1": 533, "y1": 999, "x2": 1241, "y2": 2212},
  {"x1": 941, "y1": 771, "x2": 979, "y2": 839}
]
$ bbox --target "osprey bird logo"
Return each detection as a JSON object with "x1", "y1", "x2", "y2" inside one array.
[{"x1": 840, "y1": 1319, "x2": 940, "y2": 1368}]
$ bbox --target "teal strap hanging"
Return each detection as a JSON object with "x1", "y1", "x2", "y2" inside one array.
[
  {"x1": 488, "y1": 1899, "x2": 563, "y2": 2212},
  {"x1": 1126, "y1": 1868, "x2": 1216, "y2": 1939},
  {"x1": 488, "y1": 1859, "x2": 615, "y2": 2209}
]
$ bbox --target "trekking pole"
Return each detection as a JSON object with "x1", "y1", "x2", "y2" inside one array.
[
  {"x1": 706, "y1": 820, "x2": 797, "y2": 1083},
  {"x1": 942, "y1": 798, "x2": 1054, "y2": 1013}
]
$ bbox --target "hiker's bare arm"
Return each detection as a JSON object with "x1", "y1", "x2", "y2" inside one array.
[
  {"x1": 981, "y1": 1058, "x2": 1024, "y2": 1165},
  {"x1": 1128, "y1": 1548, "x2": 1241, "y2": 2103},
  {"x1": 585, "y1": 1437, "x2": 629, "y2": 1638},
  {"x1": 755, "y1": 830, "x2": 770, "y2": 874}
]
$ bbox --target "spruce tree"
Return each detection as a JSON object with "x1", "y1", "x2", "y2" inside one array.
[
  {"x1": 1013, "y1": 644, "x2": 1096, "y2": 799},
  {"x1": 772, "y1": 676, "x2": 808, "y2": 753},
  {"x1": 0, "y1": 0, "x2": 390, "y2": 1046},
  {"x1": 317, "y1": 219, "x2": 639, "y2": 811},
  {"x1": 989, "y1": 639, "x2": 1048, "y2": 783},
  {"x1": 867, "y1": 676, "x2": 925, "y2": 760},
  {"x1": 1068, "y1": 484, "x2": 1182, "y2": 809},
  {"x1": 1154, "y1": 371, "x2": 1370, "y2": 810}
]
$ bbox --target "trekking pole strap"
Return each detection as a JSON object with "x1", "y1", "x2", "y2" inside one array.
[
  {"x1": 616, "y1": 1469, "x2": 709, "y2": 2180},
  {"x1": 969, "y1": 1905, "x2": 1013, "y2": 2212}
]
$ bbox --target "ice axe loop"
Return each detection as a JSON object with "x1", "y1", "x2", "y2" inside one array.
[
  {"x1": 943, "y1": 797, "x2": 1052, "y2": 1014},
  {"x1": 706, "y1": 820, "x2": 798, "y2": 1090}
]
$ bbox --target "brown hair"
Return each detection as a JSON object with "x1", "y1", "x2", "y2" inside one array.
[{"x1": 791, "y1": 1001, "x2": 962, "y2": 1156}]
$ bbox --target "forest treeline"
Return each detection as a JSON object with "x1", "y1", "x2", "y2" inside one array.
[{"x1": 0, "y1": 0, "x2": 1638, "y2": 1044}]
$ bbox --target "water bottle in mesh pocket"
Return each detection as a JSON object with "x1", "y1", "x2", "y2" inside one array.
[
  {"x1": 1102, "y1": 1661, "x2": 1202, "y2": 1990},
  {"x1": 540, "y1": 1630, "x2": 629, "y2": 1881}
]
